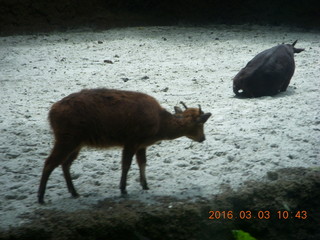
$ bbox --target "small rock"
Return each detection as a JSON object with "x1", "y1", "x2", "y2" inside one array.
[
  {"x1": 98, "y1": 41, "x2": 103, "y2": 44},
  {"x1": 94, "y1": 181, "x2": 101, "y2": 186},
  {"x1": 189, "y1": 166, "x2": 199, "y2": 171},
  {"x1": 22, "y1": 148, "x2": 32, "y2": 153},
  {"x1": 39, "y1": 151, "x2": 48, "y2": 156},
  {"x1": 214, "y1": 151, "x2": 226, "y2": 157},
  {"x1": 177, "y1": 163, "x2": 188, "y2": 168},
  {"x1": 227, "y1": 156, "x2": 235, "y2": 162},
  {"x1": 288, "y1": 154, "x2": 295, "y2": 159},
  {"x1": 270, "y1": 143, "x2": 279, "y2": 148},
  {"x1": 164, "y1": 159, "x2": 171, "y2": 163},
  {"x1": 6, "y1": 153, "x2": 20, "y2": 159},
  {"x1": 161, "y1": 87, "x2": 169, "y2": 92},
  {"x1": 5, "y1": 195, "x2": 18, "y2": 200},
  {"x1": 25, "y1": 143, "x2": 37, "y2": 147},
  {"x1": 103, "y1": 60, "x2": 113, "y2": 64},
  {"x1": 71, "y1": 173, "x2": 81, "y2": 180}
]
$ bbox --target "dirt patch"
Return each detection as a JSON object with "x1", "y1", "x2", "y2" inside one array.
[{"x1": 1, "y1": 167, "x2": 319, "y2": 240}]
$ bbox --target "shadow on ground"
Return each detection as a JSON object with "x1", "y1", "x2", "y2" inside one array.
[
  {"x1": 1, "y1": 0, "x2": 319, "y2": 35},
  {"x1": 1, "y1": 167, "x2": 319, "y2": 240}
]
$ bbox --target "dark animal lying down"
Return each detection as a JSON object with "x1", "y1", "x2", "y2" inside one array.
[{"x1": 233, "y1": 40, "x2": 304, "y2": 98}]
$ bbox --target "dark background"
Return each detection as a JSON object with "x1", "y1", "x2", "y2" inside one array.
[{"x1": 0, "y1": 0, "x2": 319, "y2": 35}]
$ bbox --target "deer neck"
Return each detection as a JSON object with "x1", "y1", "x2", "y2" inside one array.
[{"x1": 157, "y1": 111, "x2": 189, "y2": 140}]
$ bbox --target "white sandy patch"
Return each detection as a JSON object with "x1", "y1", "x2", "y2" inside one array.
[{"x1": 0, "y1": 24, "x2": 319, "y2": 230}]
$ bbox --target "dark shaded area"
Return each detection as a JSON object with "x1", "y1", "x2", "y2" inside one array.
[
  {"x1": 0, "y1": 0, "x2": 319, "y2": 35},
  {"x1": 1, "y1": 167, "x2": 319, "y2": 240}
]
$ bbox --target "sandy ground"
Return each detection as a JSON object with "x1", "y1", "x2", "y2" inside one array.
[{"x1": 0, "y1": 24, "x2": 319, "y2": 231}]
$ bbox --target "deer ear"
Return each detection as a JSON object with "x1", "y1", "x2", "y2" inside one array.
[
  {"x1": 294, "y1": 48, "x2": 304, "y2": 53},
  {"x1": 197, "y1": 113, "x2": 211, "y2": 123},
  {"x1": 174, "y1": 106, "x2": 183, "y2": 114}
]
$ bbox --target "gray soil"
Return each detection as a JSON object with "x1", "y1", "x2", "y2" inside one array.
[{"x1": 0, "y1": 24, "x2": 319, "y2": 239}]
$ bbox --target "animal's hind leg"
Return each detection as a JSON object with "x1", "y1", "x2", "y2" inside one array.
[
  {"x1": 62, "y1": 148, "x2": 81, "y2": 198},
  {"x1": 38, "y1": 142, "x2": 78, "y2": 204},
  {"x1": 136, "y1": 148, "x2": 149, "y2": 190}
]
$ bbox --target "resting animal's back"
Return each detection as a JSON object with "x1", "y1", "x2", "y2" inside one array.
[
  {"x1": 246, "y1": 45, "x2": 295, "y2": 78},
  {"x1": 233, "y1": 41, "x2": 304, "y2": 97},
  {"x1": 49, "y1": 89, "x2": 162, "y2": 147}
]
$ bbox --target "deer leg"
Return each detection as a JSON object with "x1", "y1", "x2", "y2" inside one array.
[
  {"x1": 38, "y1": 142, "x2": 78, "y2": 204},
  {"x1": 38, "y1": 142, "x2": 76, "y2": 204},
  {"x1": 136, "y1": 148, "x2": 149, "y2": 190},
  {"x1": 62, "y1": 149, "x2": 80, "y2": 198},
  {"x1": 119, "y1": 145, "x2": 136, "y2": 195}
]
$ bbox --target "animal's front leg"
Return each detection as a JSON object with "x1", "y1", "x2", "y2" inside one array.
[
  {"x1": 120, "y1": 145, "x2": 136, "y2": 195},
  {"x1": 136, "y1": 148, "x2": 149, "y2": 190}
]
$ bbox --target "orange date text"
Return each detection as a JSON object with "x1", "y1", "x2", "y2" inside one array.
[{"x1": 208, "y1": 210, "x2": 307, "y2": 220}]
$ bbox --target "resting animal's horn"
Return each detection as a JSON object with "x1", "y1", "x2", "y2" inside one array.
[{"x1": 292, "y1": 40, "x2": 298, "y2": 46}]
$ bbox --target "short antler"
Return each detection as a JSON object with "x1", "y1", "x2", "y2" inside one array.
[
  {"x1": 198, "y1": 104, "x2": 202, "y2": 113},
  {"x1": 180, "y1": 101, "x2": 188, "y2": 109}
]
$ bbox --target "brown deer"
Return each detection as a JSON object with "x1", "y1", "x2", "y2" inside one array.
[{"x1": 38, "y1": 88, "x2": 211, "y2": 204}]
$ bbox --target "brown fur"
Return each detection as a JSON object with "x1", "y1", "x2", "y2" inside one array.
[{"x1": 38, "y1": 88, "x2": 211, "y2": 203}]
